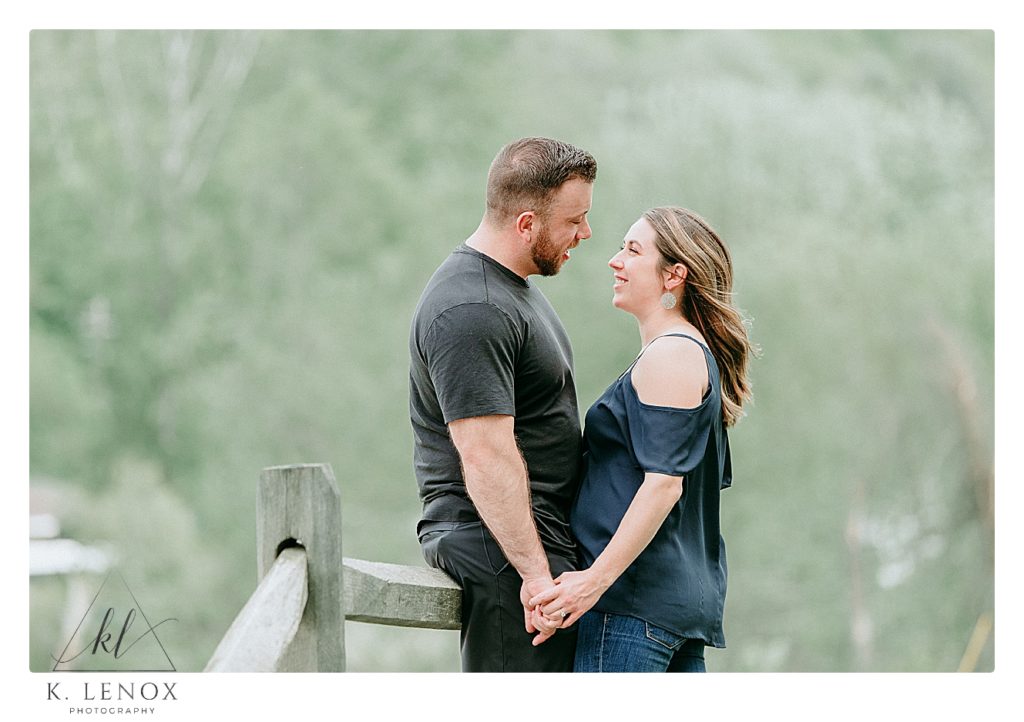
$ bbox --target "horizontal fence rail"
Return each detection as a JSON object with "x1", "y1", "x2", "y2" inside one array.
[
  {"x1": 343, "y1": 557, "x2": 460, "y2": 630},
  {"x1": 205, "y1": 547, "x2": 308, "y2": 672}
]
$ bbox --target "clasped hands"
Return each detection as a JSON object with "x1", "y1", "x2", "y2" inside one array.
[{"x1": 520, "y1": 569, "x2": 605, "y2": 646}]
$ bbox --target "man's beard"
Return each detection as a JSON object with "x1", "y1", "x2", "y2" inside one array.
[{"x1": 531, "y1": 225, "x2": 565, "y2": 277}]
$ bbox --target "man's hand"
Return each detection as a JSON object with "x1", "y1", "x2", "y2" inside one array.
[{"x1": 521, "y1": 577, "x2": 561, "y2": 646}]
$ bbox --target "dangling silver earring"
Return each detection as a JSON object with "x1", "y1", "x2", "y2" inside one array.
[{"x1": 660, "y1": 292, "x2": 677, "y2": 310}]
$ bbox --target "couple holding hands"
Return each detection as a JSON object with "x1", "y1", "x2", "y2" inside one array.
[{"x1": 410, "y1": 137, "x2": 753, "y2": 672}]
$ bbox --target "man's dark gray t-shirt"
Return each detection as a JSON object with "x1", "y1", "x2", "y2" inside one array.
[{"x1": 409, "y1": 244, "x2": 582, "y2": 558}]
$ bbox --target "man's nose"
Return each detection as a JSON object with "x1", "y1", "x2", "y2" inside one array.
[{"x1": 578, "y1": 218, "x2": 592, "y2": 240}]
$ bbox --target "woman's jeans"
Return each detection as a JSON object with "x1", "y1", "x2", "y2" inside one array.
[{"x1": 574, "y1": 612, "x2": 706, "y2": 672}]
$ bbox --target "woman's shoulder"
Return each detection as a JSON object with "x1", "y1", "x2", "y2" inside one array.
[{"x1": 630, "y1": 334, "x2": 710, "y2": 409}]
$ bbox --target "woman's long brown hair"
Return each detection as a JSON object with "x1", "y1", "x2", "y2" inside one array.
[{"x1": 644, "y1": 206, "x2": 755, "y2": 427}]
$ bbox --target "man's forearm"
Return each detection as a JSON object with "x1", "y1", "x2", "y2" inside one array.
[
  {"x1": 448, "y1": 415, "x2": 552, "y2": 583},
  {"x1": 461, "y1": 450, "x2": 551, "y2": 582}
]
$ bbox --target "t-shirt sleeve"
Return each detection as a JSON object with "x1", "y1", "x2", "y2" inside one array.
[
  {"x1": 422, "y1": 303, "x2": 519, "y2": 424},
  {"x1": 624, "y1": 393, "x2": 714, "y2": 477}
]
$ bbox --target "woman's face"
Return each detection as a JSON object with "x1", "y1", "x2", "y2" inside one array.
[{"x1": 608, "y1": 217, "x2": 668, "y2": 315}]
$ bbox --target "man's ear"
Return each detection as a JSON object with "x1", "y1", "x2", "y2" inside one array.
[
  {"x1": 664, "y1": 263, "x2": 688, "y2": 291},
  {"x1": 515, "y1": 211, "x2": 535, "y2": 241}
]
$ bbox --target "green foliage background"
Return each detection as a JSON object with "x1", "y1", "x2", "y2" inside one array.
[{"x1": 29, "y1": 30, "x2": 993, "y2": 672}]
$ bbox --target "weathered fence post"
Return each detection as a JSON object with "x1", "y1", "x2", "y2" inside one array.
[{"x1": 258, "y1": 463, "x2": 345, "y2": 672}]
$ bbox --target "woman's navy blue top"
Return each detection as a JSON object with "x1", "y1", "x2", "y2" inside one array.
[{"x1": 571, "y1": 333, "x2": 732, "y2": 647}]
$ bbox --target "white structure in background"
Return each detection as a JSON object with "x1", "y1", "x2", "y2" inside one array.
[
  {"x1": 29, "y1": 513, "x2": 114, "y2": 669},
  {"x1": 30, "y1": 516, "x2": 111, "y2": 576}
]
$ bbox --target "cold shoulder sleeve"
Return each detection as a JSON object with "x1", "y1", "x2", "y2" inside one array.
[{"x1": 623, "y1": 377, "x2": 716, "y2": 477}]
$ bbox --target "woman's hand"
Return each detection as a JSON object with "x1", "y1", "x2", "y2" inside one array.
[
  {"x1": 521, "y1": 578, "x2": 561, "y2": 646},
  {"x1": 529, "y1": 569, "x2": 610, "y2": 631}
]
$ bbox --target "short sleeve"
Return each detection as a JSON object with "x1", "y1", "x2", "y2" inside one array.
[
  {"x1": 422, "y1": 303, "x2": 519, "y2": 424},
  {"x1": 624, "y1": 391, "x2": 714, "y2": 477}
]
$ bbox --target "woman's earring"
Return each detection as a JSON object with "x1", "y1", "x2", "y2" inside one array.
[{"x1": 660, "y1": 292, "x2": 677, "y2": 310}]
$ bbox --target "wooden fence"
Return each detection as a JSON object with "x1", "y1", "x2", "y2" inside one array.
[{"x1": 205, "y1": 463, "x2": 460, "y2": 672}]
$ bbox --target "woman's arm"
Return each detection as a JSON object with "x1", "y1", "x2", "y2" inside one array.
[{"x1": 528, "y1": 471, "x2": 682, "y2": 631}]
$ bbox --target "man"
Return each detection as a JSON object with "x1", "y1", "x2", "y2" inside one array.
[{"x1": 409, "y1": 137, "x2": 597, "y2": 672}]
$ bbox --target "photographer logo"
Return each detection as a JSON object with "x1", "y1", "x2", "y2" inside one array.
[{"x1": 52, "y1": 569, "x2": 177, "y2": 672}]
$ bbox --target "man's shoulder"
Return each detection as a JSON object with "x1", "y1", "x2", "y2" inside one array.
[
  {"x1": 422, "y1": 250, "x2": 489, "y2": 300},
  {"x1": 415, "y1": 268, "x2": 490, "y2": 334},
  {"x1": 416, "y1": 248, "x2": 528, "y2": 325},
  {"x1": 419, "y1": 302, "x2": 520, "y2": 350}
]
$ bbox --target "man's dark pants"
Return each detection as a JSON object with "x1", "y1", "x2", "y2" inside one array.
[{"x1": 419, "y1": 520, "x2": 578, "y2": 672}]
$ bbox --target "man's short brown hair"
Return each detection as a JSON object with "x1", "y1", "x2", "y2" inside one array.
[{"x1": 485, "y1": 137, "x2": 597, "y2": 222}]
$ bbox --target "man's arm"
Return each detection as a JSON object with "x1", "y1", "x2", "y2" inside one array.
[
  {"x1": 448, "y1": 414, "x2": 560, "y2": 640},
  {"x1": 448, "y1": 414, "x2": 550, "y2": 581}
]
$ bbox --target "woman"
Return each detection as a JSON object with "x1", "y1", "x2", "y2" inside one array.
[{"x1": 529, "y1": 206, "x2": 754, "y2": 672}]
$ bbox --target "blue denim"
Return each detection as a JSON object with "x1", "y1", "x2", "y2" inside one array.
[{"x1": 574, "y1": 612, "x2": 706, "y2": 673}]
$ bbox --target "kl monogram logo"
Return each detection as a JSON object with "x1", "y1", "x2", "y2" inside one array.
[{"x1": 52, "y1": 569, "x2": 177, "y2": 672}]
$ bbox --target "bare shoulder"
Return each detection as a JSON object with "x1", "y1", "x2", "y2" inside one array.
[{"x1": 631, "y1": 336, "x2": 710, "y2": 409}]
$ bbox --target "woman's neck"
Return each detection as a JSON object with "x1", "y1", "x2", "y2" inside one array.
[{"x1": 636, "y1": 309, "x2": 701, "y2": 347}]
